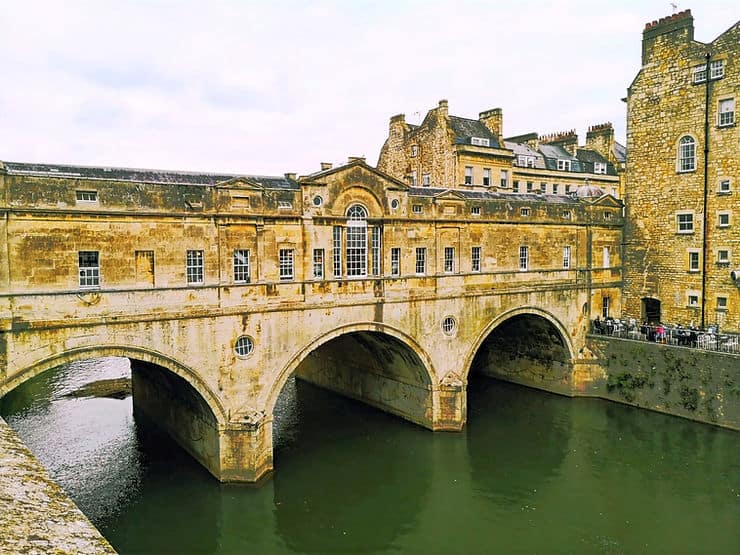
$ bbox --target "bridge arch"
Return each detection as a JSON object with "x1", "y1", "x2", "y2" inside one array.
[
  {"x1": 1, "y1": 344, "x2": 227, "y2": 425},
  {"x1": 464, "y1": 307, "x2": 576, "y2": 392},
  {"x1": 263, "y1": 322, "x2": 437, "y2": 426}
]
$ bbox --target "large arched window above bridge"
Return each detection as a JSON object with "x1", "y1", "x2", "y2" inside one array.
[{"x1": 333, "y1": 204, "x2": 381, "y2": 278}]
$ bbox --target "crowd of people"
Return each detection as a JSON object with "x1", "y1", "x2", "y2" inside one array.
[{"x1": 592, "y1": 316, "x2": 739, "y2": 353}]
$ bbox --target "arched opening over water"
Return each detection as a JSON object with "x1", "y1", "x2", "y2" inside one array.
[
  {"x1": 1, "y1": 347, "x2": 227, "y2": 483},
  {"x1": 269, "y1": 326, "x2": 436, "y2": 436},
  {"x1": 466, "y1": 310, "x2": 574, "y2": 396}
]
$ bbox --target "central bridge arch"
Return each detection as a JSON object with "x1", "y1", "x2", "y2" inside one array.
[{"x1": 264, "y1": 322, "x2": 438, "y2": 430}]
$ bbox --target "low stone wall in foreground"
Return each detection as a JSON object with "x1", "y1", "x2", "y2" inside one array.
[{"x1": 0, "y1": 416, "x2": 116, "y2": 554}]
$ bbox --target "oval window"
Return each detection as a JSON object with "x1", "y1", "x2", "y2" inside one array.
[
  {"x1": 390, "y1": 199, "x2": 400, "y2": 209},
  {"x1": 442, "y1": 316, "x2": 457, "y2": 335},
  {"x1": 235, "y1": 335, "x2": 255, "y2": 357},
  {"x1": 313, "y1": 195, "x2": 323, "y2": 207}
]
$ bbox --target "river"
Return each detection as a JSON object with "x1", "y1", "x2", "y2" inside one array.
[{"x1": 1, "y1": 357, "x2": 738, "y2": 554}]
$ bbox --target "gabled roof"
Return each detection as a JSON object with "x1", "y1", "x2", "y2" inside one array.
[
  {"x1": 2, "y1": 160, "x2": 299, "y2": 189},
  {"x1": 449, "y1": 116, "x2": 502, "y2": 148},
  {"x1": 505, "y1": 141, "x2": 547, "y2": 169},
  {"x1": 299, "y1": 159, "x2": 410, "y2": 190},
  {"x1": 408, "y1": 187, "x2": 580, "y2": 204},
  {"x1": 613, "y1": 141, "x2": 627, "y2": 163},
  {"x1": 433, "y1": 189, "x2": 468, "y2": 201}
]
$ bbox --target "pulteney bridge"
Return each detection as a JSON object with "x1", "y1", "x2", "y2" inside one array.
[{"x1": 0, "y1": 159, "x2": 622, "y2": 482}]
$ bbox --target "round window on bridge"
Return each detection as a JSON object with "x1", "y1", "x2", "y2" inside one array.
[
  {"x1": 390, "y1": 199, "x2": 400, "y2": 210},
  {"x1": 313, "y1": 195, "x2": 323, "y2": 207},
  {"x1": 441, "y1": 316, "x2": 457, "y2": 335},
  {"x1": 235, "y1": 335, "x2": 255, "y2": 357}
]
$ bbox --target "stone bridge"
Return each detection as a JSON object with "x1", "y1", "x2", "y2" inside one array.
[{"x1": 0, "y1": 158, "x2": 621, "y2": 482}]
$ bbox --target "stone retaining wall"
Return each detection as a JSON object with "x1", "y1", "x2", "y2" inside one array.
[
  {"x1": 586, "y1": 336, "x2": 739, "y2": 429},
  {"x1": 0, "y1": 417, "x2": 115, "y2": 554}
]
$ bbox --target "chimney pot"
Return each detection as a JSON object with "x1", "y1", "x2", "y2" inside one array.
[
  {"x1": 284, "y1": 172, "x2": 297, "y2": 180},
  {"x1": 320, "y1": 162, "x2": 333, "y2": 171}
]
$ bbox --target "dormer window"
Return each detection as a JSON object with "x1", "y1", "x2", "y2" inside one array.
[
  {"x1": 76, "y1": 190, "x2": 98, "y2": 203},
  {"x1": 411, "y1": 145, "x2": 419, "y2": 157},
  {"x1": 471, "y1": 137, "x2": 490, "y2": 147},
  {"x1": 557, "y1": 159, "x2": 572, "y2": 171},
  {"x1": 594, "y1": 162, "x2": 607, "y2": 174},
  {"x1": 516, "y1": 155, "x2": 535, "y2": 167}
]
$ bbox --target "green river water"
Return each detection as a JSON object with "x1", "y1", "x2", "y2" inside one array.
[{"x1": 1, "y1": 357, "x2": 738, "y2": 555}]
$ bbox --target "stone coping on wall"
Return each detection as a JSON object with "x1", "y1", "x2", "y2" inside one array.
[{"x1": 0, "y1": 417, "x2": 116, "y2": 554}]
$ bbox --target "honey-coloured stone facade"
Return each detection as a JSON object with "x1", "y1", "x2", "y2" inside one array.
[{"x1": 624, "y1": 10, "x2": 739, "y2": 331}]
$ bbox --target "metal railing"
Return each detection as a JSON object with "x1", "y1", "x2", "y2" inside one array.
[{"x1": 591, "y1": 319, "x2": 740, "y2": 355}]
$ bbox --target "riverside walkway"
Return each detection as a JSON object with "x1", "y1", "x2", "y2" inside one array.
[{"x1": 0, "y1": 417, "x2": 115, "y2": 554}]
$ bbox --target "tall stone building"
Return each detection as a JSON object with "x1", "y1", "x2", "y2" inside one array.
[
  {"x1": 377, "y1": 100, "x2": 624, "y2": 198},
  {"x1": 624, "y1": 10, "x2": 739, "y2": 331}
]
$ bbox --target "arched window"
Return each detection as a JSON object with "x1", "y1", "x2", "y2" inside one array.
[
  {"x1": 678, "y1": 136, "x2": 695, "y2": 172},
  {"x1": 346, "y1": 205, "x2": 368, "y2": 276}
]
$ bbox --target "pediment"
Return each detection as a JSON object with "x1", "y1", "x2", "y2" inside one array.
[
  {"x1": 587, "y1": 194, "x2": 623, "y2": 207},
  {"x1": 215, "y1": 176, "x2": 265, "y2": 190},
  {"x1": 433, "y1": 189, "x2": 467, "y2": 201},
  {"x1": 300, "y1": 160, "x2": 409, "y2": 192}
]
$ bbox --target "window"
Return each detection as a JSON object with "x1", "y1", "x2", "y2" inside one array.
[
  {"x1": 186, "y1": 250, "x2": 204, "y2": 284},
  {"x1": 519, "y1": 246, "x2": 529, "y2": 271},
  {"x1": 441, "y1": 316, "x2": 456, "y2": 334},
  {"x1": 472, "y1": 246, "x2": 481, "y2": 272},
  {"x1": 371, "y1": 226, "x2": 381, "y2": 276},
  {"x1": 444, "y1": 247, "x2": 455, "y2": 273},
  {"x1": 565, "y1": 185, "x2": 572, "y2": 194},
  {"x1": 540, "y1": 182, "x2": 546, "y2": 193},
  {"x1": 313, "y1": 249, "x2": 324, "y2": 279},
  {"x1": 410, "y1": 170, "x2": 417, "y2": 186},
  {"x1": 688, "y1": 294, "x2": 699, "y2": 307},
  {"x1": 718, "y1": 98, "x2": 735, "y2": 127},
  {"x1": 422, "y1": 173, "x2": 431, "y2": 186},
  {"x1": 513, "y1": 180, "x2": 520, "y2": 193},
  {"x1": 278, "y1": 200, "x2": 293, "y2": 209},
  {"x1": 312, "y1": 195, "x2": 323, "y2": 207},
  {"x1": 391, "y1": 247, "x2": 401, "y2": 276},
  {"x1": 557, "y1": 159, "x2": 572, "y2": 171},
  {"x1": 135, "y1": 250, "x2": 155, "y2": 286},
  {"x1": 279, "y1": 249, "x2": 294, "y2": 280},
  {"x1": 411, "y1": 145, "x2": 418, "y2": 157},
  {"x1": 333, "y1": 226, "x2": 342, "y2": 278},
  {"x1": 520, "y1": 207, "x2": 530, "y2": 216},
  {"x1": 718, "y1": 212, "x2": 730, "y2": 227},
  {"x1": 688, "y1": 250, "x2": 700, "y2": 272},
  {"x1": 552, "y1": 183, "x2": 559, "y2": 194},
  {"x1": 710, "y1": 60, "x2": 724, "y2": 79},
  {"x1": 471, "y1": 137, "x2": 490, "y2": 146},
  {"x1": 602, "y1": 297, "x2": 610, "y2": 318},
  {"x1": 483, "y1": 168, "x2": 491, "y2": 186},
  {"x1": 526, "y1": 181, "x2": 533, "y2": 193},
  {"x1": 603, "y1": 246, "x2": 610, "y2": 268},
  {"x1": 471, "y1": 206, "x2": 481, "y2": 216},
  {"x1": 693, "y1": 64, "x2": 707, "y2": 83},
  {"x1": 563, "y1": 246, "x2": 571, "y2": 269},
  {"x1": 234, "y1": 336, "x2": 254, "y2": 357},
  {"x1": 464, "y1": 166, "x2": 473, "y2": 185},
  {"x1": 594, "y1": 162, "x2": 607, "y2": 174},
  {"x1": 677, "y1": 212, "x2": 694, "y2": 233},
  {"x1": 346, "y1": 205, "x2": 367, "y2": 277},
  {"x1": 561, "y1": 210, "x2": 571, "y2": 219},
  {"x1": 604, "y1": 211, "x2": 612, "y2": 221},
  {"x1": 390, "y1": 198, "x2": 400, "y2": 209},
  {"x1": 415, "y1": 248, "x2": 426, "y2": 274},
  {"x1": 500, "y1": 169, "x2": 509, "y2": 188},
  {"x1": 76, "y1": 190, "x2": 98, "y2": 202},
  {"x1": 234, "y1": 249, "x2": 251, "y2": 283},
  {"x1": 678, "y1": 136, "x2": 695, "y2": 172},
  {"x1": 78, "y1": 251, "x2": 100, "y2": 288},
  {"x1": 717, "y1": 296, "x2": 728, "y2": 311},
  {"x1": 718, "y1": 249, "x2": 730, "y2": 264},
  {"x1": 412, "y1": 204, "x2": 422, "y2": 214},
  {"x1": 719, "y1": 179, "x2": 731, "y2": 194}
]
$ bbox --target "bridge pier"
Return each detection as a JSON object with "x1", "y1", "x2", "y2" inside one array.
[{"x1": 131, "y1": 362, "x2": 273, "y2": 483}]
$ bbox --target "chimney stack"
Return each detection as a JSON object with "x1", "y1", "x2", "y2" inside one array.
[
  {"x1": 541, "y1": 130, "x2": 579, "y2": 156},
  {"x1": 348, "y1": 156, "x2": 366, "y2": 164},
  {"x1": 585, "y1": 123, "x2": 615, "y2": 163},
  {"x1": 320, "y1": 162, "x2": 333, "y2": 171},
  {"x1": 437, "y1": 99, "x2": 449, "y2": 118},
  {"x1": 642, "y1": 9, "x2": 693, "y2": 64},
  {"x1": 479, "y1": 108, "x2": 503, "y2": 140},
  {"x1": 284, "y1": 172, "x2": 297, "y2": 180}
]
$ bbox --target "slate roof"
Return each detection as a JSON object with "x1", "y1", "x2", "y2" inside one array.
[
  {"x1": 408, "y1": 187, "x2": 580, "y2": 204},
  {"x1": 504, "y1": 141, "x2": 547, "y2": 169},
  {"x1": 2, "y1": 161, "x2": 300, "y2": 190},
  {"x1": 576, "y1": 149, "x2": 618, "y2": 176},
  {"x1": 449, "y1": 116, "x2": 501, "y2": 148}
]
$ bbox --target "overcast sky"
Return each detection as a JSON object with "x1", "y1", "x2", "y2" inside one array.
[{"x1": 1, "y1": 1, "x2": 736, "y2": 176}]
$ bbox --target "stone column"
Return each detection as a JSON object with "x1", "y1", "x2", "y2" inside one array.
[
  {"x1": 431, "y1": 374, "x2": 466, "y2": 431},
  {"x1": 217, "y1": 413, "x2": 273, "y2": 483}
]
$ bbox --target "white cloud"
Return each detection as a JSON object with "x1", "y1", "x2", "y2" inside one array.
[{"x1": 0, "y1": 0, "x2": 737, "y2": 175}]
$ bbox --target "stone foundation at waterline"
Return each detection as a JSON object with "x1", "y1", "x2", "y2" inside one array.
[{"x1": 586, "y1": 336, "x2": 739, "y2": 429}]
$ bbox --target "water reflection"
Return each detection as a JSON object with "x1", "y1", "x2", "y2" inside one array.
[{"x1": 272, "y1": 378, "x2": 431, "y2": 553}]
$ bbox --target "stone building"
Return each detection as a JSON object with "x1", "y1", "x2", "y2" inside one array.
[
  {"x1": 0, "y1": 157, "x2": 622, "y2": 480},
  {"x1": 623, "y1": 10, "x2": 739, "y2": 331},
  {"x1": 377, "y1": 100, "x2": 624, "y2": 198}
]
